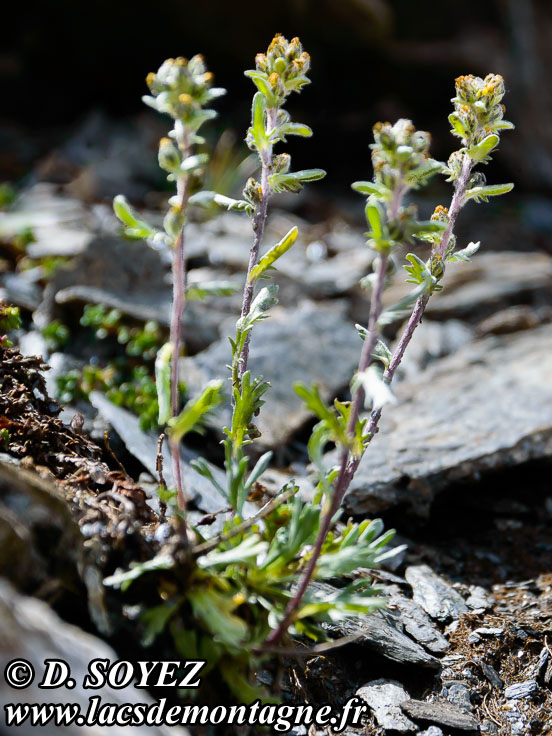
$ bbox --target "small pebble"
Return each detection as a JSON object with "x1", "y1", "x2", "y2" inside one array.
[
  {"x1": 473, "y1": 627, "x2": 504, "y2": 636},
  {"x1": 446, "y1": 682, "x2": 472, "y2": 712},
  {"x1": 480, "y1": 661, "x2": 504, "y2": 690}
]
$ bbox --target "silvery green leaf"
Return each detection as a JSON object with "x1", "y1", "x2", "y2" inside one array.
[
  {"x1": 155, "y1": 342, "x2": 173, "y2": 425},
  {"x1": 249, "y1": 284, "x2": 279, "y2": 321},
  {"x1": 284, "y1": 75, "x2": 311, "y2": 92},
  {"x1": 141, "y1": 95, "x2": 158, "y2": 111},
  {"x1": 354, "y1": 328, "x2": 391, "y2": 368},
  {"x1": 294, "y1": 383, "x2": 349, "y2": 448},
  {"x1": 404, "y1": 252, "x2": 431, "y2": 284},
  {"x1": 244, "y1": 451, "x2": 273, "y2": 493},
  {"x1": 180, "y1": 153, "x2": 209, "y2": 172},
  {"x1": 448, "y1": 112, "x2": 469, "y2": 139},
  {"x1": 468, "y1": 134, "x2": 499, "y2": 163},
  {"x1": 365, "y1": 200, "x2": 384, "y2": 240},
  {"x1": 189, "y1": 190, "x2": 252, "y2": 213},
  {"x1": 447, "y1": 241, "x2": 480, "y2": 263},
  {"x1": 270, "y1": 168, "x2": 326, "y2": 194},
  {"x1": 187, "y1": 588, "x2": 247, "y2": 646},
  {"x1": 287, "y1": 168, "x2": 326, "y2": 182},
  {"x1": 250, "y1": 92, "x2": 269, "y2": 151},
  {"x1": 374, "y1": 543, "x2": 408, "y2": 565},
  {"x1": 168, "y1": 380, "x2": 224, "y2": 442},
  {"x1": 352, "y1": 365, "x2": 396, "y2": 410},
  {"x1": 113, "y1": 195, "x2": 156, "y2": 239},
  {"x1": 466, "y1": 183, "x2": 514, "y2": 203},
  {"x1": 410, "y1": 220, "x2": 447, "y2": 242},
  {"x1": 274, "y1": 122, "x2": 312, "y2": 142},
  {"x1": 197, "y1": 535, "x2": 268, "y2": 569},
  {"x1": 150, "y1": 231, "x2": 171, "y2": 249},
  {"x1": 405, "y1": 159, "x2": 446, "y2": 187},
  {"x1": 493, "y1": 120, "x2": 515, "y2": 131},
  {"x1": 104, "y1": 555, "x2": 174, "y2": 591},
  {"x1": 206, "y1": 87, "x2": 227, "y2": 100},
  {"x1": 189, "y1": 458, "x2": 228, "y2": 500},
  {"x1": 248, "y1": 226, "x2": 298, "y2": 283},
  {"x1": 372, "y1": 339, "x2": 392, "y2": 368},
  {"x1": 244, "y1": 71, "x2": 277, "y2": 106},
  {"x1": 187, "y1": 280, "x2": 239, "y2": 301},
  {"x1": 355, "y1": 323, "x2": 368, "y2": 341},
  {"x1": 351, "y1": 180, "x2": 389, "y2": 198}
]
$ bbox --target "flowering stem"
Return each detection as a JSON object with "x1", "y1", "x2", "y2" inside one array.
[
  {"x1": 265, "y1": 251, "x2": 389, "y2": 645},
  {"x1": 238, "y1": 108, "x2": 279, "y2": 381},
  {"x1": 365, "y1": 153, "x2": 474, "y2": 444},
  {"x1": 169, "y1": 129, "x2": 192, "y2": 531},
  {"x1": 266, "y1": 154, "x2": 477, "y2": 644}
]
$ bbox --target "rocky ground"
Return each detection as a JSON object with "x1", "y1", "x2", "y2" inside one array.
[{"x1": 0, "y1": 176, "x2": 551, "y2": 735}]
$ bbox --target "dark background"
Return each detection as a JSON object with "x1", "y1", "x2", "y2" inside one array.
[{"x1": 3, "y1": 0, "x2": 552, "y2": 230}]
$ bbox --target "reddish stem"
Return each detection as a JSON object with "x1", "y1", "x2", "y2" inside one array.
[
  {"x1": 168, "y1": 129, "x2": 192, "y2": 536},
  {"x1": 238, "y1": 107, "x2": 278, "y2": 380},
  {"x1": 266, "y1": 155, "x2": 474, "y2": 645},
  {"x1": 265, "y1": 252, "x2": 389, "y2": 645}
]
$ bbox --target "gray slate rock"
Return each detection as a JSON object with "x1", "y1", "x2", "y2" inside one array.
[
  {"x1": 328, "y1": 608, "x2": 440, "y2": 668},
  {"x1": 396, "y1": 319, "x2": 474, "y2": 381},
  {"x1": 90, "y1": 392, "x2": 256, "y2": 519},
  {"x1": 445, "y1": 682, "x2": 472, "y2": 711},
  {"x1": 0, "y1": 183, "x2": 94, "y2": 258},
  {"x1": 405, "y1": 565, "x2": 468, "y2": 622},
  {"x1": 356, "y1": 680, "x2": 416, "y2": 732},
  {"x1": 465, "y1": 585, "x2": 494, "y2": 613},
  {"x1": 504, "y1": 679, "x2": 538, "y2": 699},
  {"x1": 37, "y1": 236, "x2": 220, "y2": 353},
  {"x1": 0, "y1": 578, "x2": 189, "y2": 736},
  {"x1": 401, "y1": 699, "x2": 479, "y2": 731},
  {"x1": 384, "y1": 251, "x2": 552, "y2": 321},
  {"x1": 387, "y1": 586, "x2": 450, "y2": 653},
  {"x1": 479, "y1": 662, "x2": 504, "y2": 690},
  {"x1": 343, "y1": 324, "x2": 552, "y2": 516},
  {"x1": 180, "y1": 299, "x2": 360, "y2": 448},
  {"x1": 0, "y1": 273, "x2": 42, "y2": 311}
]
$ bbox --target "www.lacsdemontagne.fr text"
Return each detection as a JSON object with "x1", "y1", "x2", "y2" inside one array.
[{"x1": 5, "y1": 696, "x2": 369, "y2": 733}]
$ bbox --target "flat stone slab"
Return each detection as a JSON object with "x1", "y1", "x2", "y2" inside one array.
[
  {"x1": 504, "y1": 679, "x2": 538, "y2": 700},
  {"x1": 343, "y1": 324, "x2": 552, "y2": 516},
  {"x1": 405, "y1": 565, "x2": 468, "y2": 622},
  {"x1": 328, "y1": 608, "x2": 440, "y2": 668},
  {"x1": 38, "y1": 236, "x2": 222, "y2": 353},
  {"x1": 401, "y1": 699, "x2": 479, "y2": 731},
  {"x1": 0, "y1": 183, "x2": 95, "y2": 258},
  {"x1": 180, "y1": 299, "x2": 360, "y2": 448},
  {"x1": 386, "y1": 585, "x2": 450, "y2": 652},
  {"x1": 0, "y1": 578, "x2": 189, "y2": 736},
  {"x1": 90, "y1": 392, "x2": 256, "y2": 519},
  {"x1": 356, "y1": 680, "x2": 416, "y2": 732},
  {"x1": 383, "y1": 251, "x2": 552, "y2": 321}
]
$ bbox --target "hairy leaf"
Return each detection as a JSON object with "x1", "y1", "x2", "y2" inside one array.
[
  {"x1": 155, "y1": 342, "x2": 173, "y2": 425},
  {"x1": 447, "y1": 241, "x2": 480, "y2": 263},
  {"x1": 468, "y1": 134, "x2": 499, "y2": 163},
  {"x1": 113, "y1": 195, "x2": 156, "y2": 240},
  {"x1": 465, "y1": 182, "x2": 514, "y2": 203},
  {"x1": 351, "y1": 180, "x2": 389, "y2": 198},
  {"x1": 189, "y1": 190, "x2": 252, "y2": 214},
  {"x1": 248, "y1": 226, "x2": 298, "y2": 283},
  {"x1": 168, "y1": 380, "x2": 224, "y2": 441}
]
